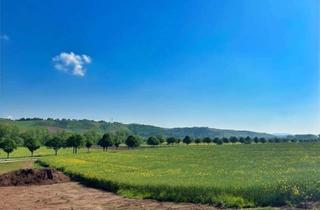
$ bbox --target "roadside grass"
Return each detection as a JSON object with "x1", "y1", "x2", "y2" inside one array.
[
  {"x1": 0, "y1": 161, "x2": 35, "y2": 174},
  {"x1": 0, "y1": 147, "x2": 103, "y2": 159},
  {"x1": 38, "y1": 143, "x2": 320, "y2": 208}
]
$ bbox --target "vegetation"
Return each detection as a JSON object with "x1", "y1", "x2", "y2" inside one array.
[
  {"x1": 39, "y1": 143, "x2": 320, "y2": 208},
  {"x1": 98, "y1": 133, "x2": 113, "y2": 151},
  {"x1": 182, "y1": 136, "x2": 192, "y2": 145},
  {"x1": 22, "y1": 134, "x2": 41, "y2": 157},
  {"x1": 146, "y1": 136, "x2": 160, "y2": 146},
  {"x1": 166, "y1": 137, "x2": 176, "y2": 145},
  {"x1": 85, "y1": 139, "x2": 93, "y2": 152},
  {"x1": 0, "y1": 161, "x2": 35, "y2": 174},
  {"x1": 1, "y1": 137, "x2": 17, "y2": 158},
  {"x1": 1, "y1": 119, "x2": 320, "y2": 208},
  {"x1": 0, "y1": 118, "x2": 278, "y2": 139},
  {"x1": 125, "y1": 135, "x2": 141, "y2": 148},
  {"x1": 66, "y1": 134, "x2": 84, "y2": 154},
  {"x1": 45, "y1": 136, "x2": 65, "y2": 155}
]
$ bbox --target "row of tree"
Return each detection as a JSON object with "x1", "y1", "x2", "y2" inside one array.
[
  {"x1": 164, "y1": 135, "x2": 320, "y2": 145},
  {"x1": 1, "y1": 123, "x2": 320, "y2": 158},
  {"x1": 0, "y1": 131, "x2": 142, "y2": 158}
]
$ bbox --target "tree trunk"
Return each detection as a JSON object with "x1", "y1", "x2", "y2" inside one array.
[
  {"x1": 55, "y1": 150, "x2": 58, "y2": 156},
  {"x1": 7, "y1": 152, "x2": 9, "y2": 158},
  {"x1": 31, "y1": 151, "x2": 34, "y2": 157}
]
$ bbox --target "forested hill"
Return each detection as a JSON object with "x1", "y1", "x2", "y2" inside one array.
[{"x1": 0, "y1": 118, "x2": 275, "y2": 138}]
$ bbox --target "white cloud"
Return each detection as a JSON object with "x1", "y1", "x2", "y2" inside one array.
[
  {"x1": 0, "y1": 34, "x2": 9, "y2": 41},
  {"x1": 52, "y1": 52, "x2": 92, "y2": 76}
]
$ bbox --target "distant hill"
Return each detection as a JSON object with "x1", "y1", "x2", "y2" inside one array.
[{"x1": 0, "y1": 118, "x2": 274, "y2": 139}]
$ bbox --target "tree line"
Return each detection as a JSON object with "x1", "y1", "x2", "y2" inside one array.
[{"x1": 0, "y1": 123, "x2": 319, "y2": 158}]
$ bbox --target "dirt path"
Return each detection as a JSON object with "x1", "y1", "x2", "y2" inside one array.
[{"x1": 0, "y1": 181, "x2": 219, "y2": 210}]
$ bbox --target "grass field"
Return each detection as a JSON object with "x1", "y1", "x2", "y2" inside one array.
[
  {"x1": 37, "y1": 143, "x2": 320, "y2": 208},
  {"x1": 0, "y1": 161, "x2": 35, "y2": 174}
]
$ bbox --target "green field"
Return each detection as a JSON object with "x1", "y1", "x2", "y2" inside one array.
[
  {"x1": 0, "y1": 161, "x2": 36, "y2": 174},
  {"x1": 37, "y1": 143, "x2": 320, "y2": 208}
]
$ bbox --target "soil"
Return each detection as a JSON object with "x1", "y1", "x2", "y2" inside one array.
[
  {"x1": 0, "y1": 182, "x2": 218, "y2": 210},
  {"x1": 0, "y1": 168, "x2": 70, "y2": 186}
]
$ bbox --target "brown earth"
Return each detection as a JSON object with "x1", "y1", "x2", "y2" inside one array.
[
  {"x1": 0, "y1": 168, "x2": 70, "y2": 186},
  {"x1": 0, "y1": 182, "x2": 219, "y2": 210}
]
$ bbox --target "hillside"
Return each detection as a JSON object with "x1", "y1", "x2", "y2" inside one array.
[{"x1": 0, "y1": 118, "x2": 275, "y2": 139}]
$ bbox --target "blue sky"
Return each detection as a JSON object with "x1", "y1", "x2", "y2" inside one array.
[{"x1": 1, "y1": 0, "x2": 319, "y2": 134}]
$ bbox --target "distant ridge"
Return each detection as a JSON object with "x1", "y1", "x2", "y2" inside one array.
[{"x1": 0, "y1": 118, "x2": 274, "y2": 139}]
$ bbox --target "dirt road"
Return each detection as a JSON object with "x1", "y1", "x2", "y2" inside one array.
[{"x1": 0, "y1": 182, "x2": 218, "y2": 210}]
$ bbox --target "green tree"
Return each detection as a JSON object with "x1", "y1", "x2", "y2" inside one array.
[
  {"x1": 23, "y1": 134, "x2": 41, "y2": 157},
  {"x1": 66, "y1": 134, "x2": 84, "y2": 154},
  {"x1": 45, "y1": 136, "x2": 65, "y2": 155},
  {"x1": 222, "y1": 137, "x2": 229, "y2": 143},
  {"x1": 203, "y1": 137, "x2": 211, "y2": 144},
  {"x1": 259, "y1": 137, "x2": 267, "y2": 143},
  {"x1": 125, "y1": 135, "x2": 141, "y2": 148},
  {"x1": 113, "y1": 130, "x2": 127, "y2": 148},
  {"x1": 244, "y1": 136, "x2": 252, "y2": 144},
  {"x1": 156, "y1": 136, "x2": 165, "y2": 144},
  {"x1": 213, "y1": 137, "x2": 223, "y2": 145},
  {"x1": 195, "y1": 138, "x2": 201, "y2": 144},
  {"x1": 216, "y1": 139, "x2": 223, "y2": 145},
  {"x1": 229, "y1": 136, "x2": 238, "y2": 143},
  {"x1": 166, "y1": 137, "x2": 176, "y2": 145},
  {"x1": 21, "y1": 128, "x2": 50, "y2": 145},
  {"x1": 1, "y1": 137, "x2": 17, "y2": 158},
  {"x1": 83, "y1": 130, "x2": 100, "y2": 144},
  {"x1": 85, "y1": 139, "x2": 93, "y2": 152},
  {"x1": 0, "y1": 124, "x2": 22, "y2": 145},
  {"x1": 183, "y1": 136, "x2": 192, "y2": 145},
  {"x1": 147, "y1": 136, "x2": 160, "y2": 146},
  {"x1": 98, "y1": 133, "x2": 113, "y2": 151}
]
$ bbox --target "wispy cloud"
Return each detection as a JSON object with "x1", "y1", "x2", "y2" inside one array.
[
  {"x1": 0, "y1": 34, "x2": 9, "y2": 41},
  {"x1": 52, "y1": 52, "x2": 92, "y2": 77}
]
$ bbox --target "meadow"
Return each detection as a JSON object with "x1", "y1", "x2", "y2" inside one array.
[{"x1": 37, "y1": 143, "x2": 320, "y2": 208}]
